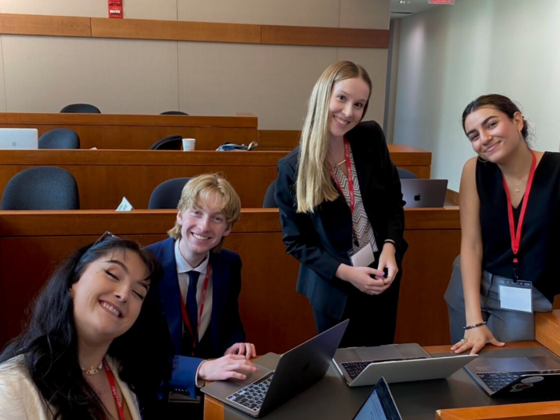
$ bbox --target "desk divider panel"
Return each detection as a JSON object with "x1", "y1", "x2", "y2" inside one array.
[{"x1": 0, "y1": 208, "x2": 459, "y2": 353}]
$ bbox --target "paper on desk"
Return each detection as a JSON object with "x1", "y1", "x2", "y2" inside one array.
[{"x1": 116, "y1": 197, "x2": 134, "y2": 211}]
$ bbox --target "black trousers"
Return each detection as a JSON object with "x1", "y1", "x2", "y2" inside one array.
[{"x1": 313, "y1": 275, "x2": 401, "y2": 348}]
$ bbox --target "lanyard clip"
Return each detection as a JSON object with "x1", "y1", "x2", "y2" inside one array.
[{"x1": 513, "y1": 258, "x2": 519, "y2": 282}]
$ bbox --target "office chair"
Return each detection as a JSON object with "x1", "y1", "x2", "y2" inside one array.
[
  {"x1": 397, "y1": 167, "x2": 418, "y2": 179},
  {"x1": 263, "y1": 179, "x2": 278, "y2": 208},
  {"x1": 160, "y1": 111, "x2": 189, "y2": 115},
  {"x1": 148, "y1": 177, "x2": 191, "y2": 209},
  {"x1": 60, "y1": 103, "x2": 101, "y2": 113},
  {"x1": 150, "y1": 134, "x2": 183, "y2": 150},
  {"x1": 39, "y1": 128, "x2": 80, "y2": 149},
  {"x1": 1, "y1": 167, "x2": 80, "y2": 210}
]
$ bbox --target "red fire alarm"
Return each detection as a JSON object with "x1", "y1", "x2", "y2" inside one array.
[{"x1": 108, "y1": 0, "x2": 123, "y2": 19}]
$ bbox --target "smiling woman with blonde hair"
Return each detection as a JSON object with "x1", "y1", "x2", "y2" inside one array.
[{"x1": 275, "y1": 61, "x2": 407, "y2": 347}]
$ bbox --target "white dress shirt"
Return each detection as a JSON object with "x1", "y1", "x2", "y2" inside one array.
[{"x1": 174, "y1": 240, "x2": 213, "y2": 342}]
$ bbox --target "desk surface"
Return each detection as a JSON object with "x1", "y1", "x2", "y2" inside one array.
[{"x1": 204, "y1": 342, "x2": 553, "y2": 420}]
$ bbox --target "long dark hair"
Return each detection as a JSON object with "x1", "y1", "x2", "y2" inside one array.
[
  {"x1": 462, "y1": 94, "x2": 529, "y2": 140},
  {"x1": 0, "y1": 237, "x2": 172, "y2": 419}
]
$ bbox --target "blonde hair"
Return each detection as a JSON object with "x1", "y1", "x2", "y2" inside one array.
[
  {"x1": 296, "y1": 61, "x2": 372, "y2": 213},
  {"x1": 168, "y1": 174, "x2": 241, "y2": 251}
]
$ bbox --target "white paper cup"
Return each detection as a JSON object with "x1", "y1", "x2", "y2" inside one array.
[{"x1": 182, "y1": 138, "x2": 196, "y2": 151}]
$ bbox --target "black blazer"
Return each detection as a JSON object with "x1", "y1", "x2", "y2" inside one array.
[{"x1": 275, "y1": 121, "x2": 408, "y2": 319}]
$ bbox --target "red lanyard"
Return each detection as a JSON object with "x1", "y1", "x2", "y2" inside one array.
[
  {"x1": 329, "y1": 138, "x2": 355, "y2": 213},
  {"x1": 179, "y1": 265, "x2": 211, "y2": 355},
  {"x1": 102, "y1": 359, "x2": 125, "y2": 420},
  {"x1": 502, "y1": 150, "x2": 537, "y2": 280}
]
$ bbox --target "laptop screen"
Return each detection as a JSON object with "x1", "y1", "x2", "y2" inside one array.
[{"x1": 353, "y1": 377, "x2": 402, "y2": 420}]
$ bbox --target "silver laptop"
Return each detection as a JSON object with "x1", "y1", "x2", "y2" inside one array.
[
  {"x1": 353, "y1": 377, "x2": 402, "y2": 420},
  {"x1": 0, "y1": 128, "x2": 38, "y2": 149},
  {"x1": 400, "y1": 179, "x2": 448, "y2": 208},
  {"x1": 202, "y1": 320, "x2": 348, "y2": 417},
  {"x1": 334, "y1": 343, "x2": 477, "y2": 387},
  {"x1": 465, "y1": 356, "x2": 560, "y2": 396}
]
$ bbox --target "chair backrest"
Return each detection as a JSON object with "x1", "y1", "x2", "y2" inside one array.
[
  {"x1": 1, "y1": 167, "x2": 80, "y2": 210},
  {"x1": 148, "y1": 178, "x2": 191, "y2": 209},
  {"x1": 150, "y1": 134, "x2": 183, "y2": 150},
  {"x1": 263, "y1": 179, "x2": 278, "y2": 208},
  {"x1": 160, "y1": 111, "x2": 189, "y2": 116},
  {"x1": 39, "y1": 128, "x2": 80, "y2": 149},
  {"x1": 60, "y1": 103, "x2": 101, "y2": 114},
  {"x1": 397, "y1": 167, "x2": 418, "y2": 179}
]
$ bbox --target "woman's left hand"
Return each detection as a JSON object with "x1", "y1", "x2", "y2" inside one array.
[
  {"x1": 376, "y1": 242, "x2": 398, "y2": 293},
  {"x1": 225, "y1": 342, "x2": 257, "y2": 359}
]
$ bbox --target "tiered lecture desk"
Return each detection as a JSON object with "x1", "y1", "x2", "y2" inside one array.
[{"x1": 0, "y1": 145, "x2": 431, "y2": 209}]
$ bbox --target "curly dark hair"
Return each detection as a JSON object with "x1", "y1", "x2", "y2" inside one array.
[{"x1": 0, "y1": 236, "x2": 172, "y2": 419}]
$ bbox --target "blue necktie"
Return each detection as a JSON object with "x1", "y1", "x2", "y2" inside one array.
[{"x1": 186, "y1": 270, "x2": 199, "y2": 345}]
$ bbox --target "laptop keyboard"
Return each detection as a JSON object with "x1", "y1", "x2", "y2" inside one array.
[
  {"x1": 477, "y1": 370, "x2": 560, "y2": 392},
  {"x1": 342, "y1": 357, "x2": 429, "y2": 380},
  {"x1": 226, "y1": 372, "x2": 274, "y2": 413}
]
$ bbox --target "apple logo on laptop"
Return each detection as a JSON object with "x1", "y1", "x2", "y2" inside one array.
[{"x1": 414, "y1": 194, "x2": 421, "y2": 202}]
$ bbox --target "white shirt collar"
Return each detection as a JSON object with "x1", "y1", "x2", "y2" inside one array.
[{"x1": 174, "y1": 239, "x2": 209, "y2": 274}]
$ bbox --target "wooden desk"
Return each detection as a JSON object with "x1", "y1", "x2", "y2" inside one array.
[
  {"x1": 0, "y1": 112, "x2": 259, "y2": 151},
  {"x1": 0, "y1": 146, "x2": 431, "y2": 209},
  {"x1": 0, "y1": 207, "x2": 459, "y2": 351}
]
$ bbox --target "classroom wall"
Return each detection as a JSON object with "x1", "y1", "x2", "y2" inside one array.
[
  {"x1": 0, "y1": 0, "x2": 391, "y2": 129},
  {"x1": 392, "y1": 0, "x2": 560, "y2": 191}
]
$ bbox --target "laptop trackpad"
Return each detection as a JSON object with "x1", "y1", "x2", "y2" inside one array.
[
  {"x1": 355, "y1": 345, "x2": 402, "y2": 361},
  {"x1": 488, "y1": 357, "x2": 539, "y2": 372}
]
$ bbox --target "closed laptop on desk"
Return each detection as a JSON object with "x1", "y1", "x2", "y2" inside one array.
[
  {"x1": 334, "y1": 343, "x2": 477, "y2": 387},
  {"x1": 401, "y1": 179, "x2": 447, "y2": 208},
  {"x1": 0, "y1": 128, "x2": 38, "y2": 149},
  {"x1": 202, "y1": 320, "x2": 348, "y2": 418}
]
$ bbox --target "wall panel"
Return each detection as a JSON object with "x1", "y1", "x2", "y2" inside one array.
[
  {"x1": 337, "y1": 48, "x2": 388, "y2": 124},
  {"x1": 0, "y1": 0, "x2": 106, "y2": 17},
  {"x1": 178, "y1": 42, "x2": 337, "y2": 129},
  {"x1": 177, "y1": 0, "x2": 339, "y2": 27},
  {"x1": 1, "y1": 35, "x2": 179, "y2": 114},
  {"x1": 340, "y1": 0, "x2": 391, "y2": 29},
  {"x1": 122, "y1": 0, "x2": 178, "y2": 21}
]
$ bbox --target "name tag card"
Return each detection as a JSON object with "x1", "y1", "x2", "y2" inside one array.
[
  {"x1": 499, "y1": 279, "x2": 533, "y2": 313},
  {"x1": 350, "y1": 244, "x2": 375, "y2": 267}
]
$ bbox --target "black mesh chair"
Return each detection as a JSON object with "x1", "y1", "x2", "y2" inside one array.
[
  {"x1": 148, "y1": 178, "x2": 191, "y2": 209},
  {"x1": 150, "y1": 134, "x2": 183, "y2": 150},
  {"x1": 263, "y1": 179, "x2": 277, "y2": 208},
  {"x1": 160, "y1": 111, "x2": 189, "y2": 116},
  {"x1": 1, "y1": 167, "x2": 80, "y2": 210},
  {"x1": 397, "y1": 167, "x2": 418, "y2": 179},
  {"x1": 39, "y1": 128, "x2": 80, "y2": 149},
  {"x1": 60, "y1": 103, "x2": 101, "y2": 114}
]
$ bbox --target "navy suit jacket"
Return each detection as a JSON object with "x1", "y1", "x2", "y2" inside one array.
[
  {"x1": 146, "y1": 238, "x2": 245, "y2": 397},
  {"x1": 275, "y1": 121, "x2": 408, "y2": 319}
]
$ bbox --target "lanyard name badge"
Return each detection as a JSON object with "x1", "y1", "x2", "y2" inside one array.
[
  {"x1": 498, "y1": 151, "x2": 537, "y2": 313},
  {"x1": 329, "y1": 139, "x2": 374, "y2": 268},
  {"x1": 102, "y1": 359, "x2": 126, "y2": 420}
]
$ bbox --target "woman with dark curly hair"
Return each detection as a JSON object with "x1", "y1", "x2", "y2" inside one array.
[{"x1": 0, "y1": 233, "x2": 172, "y2": 419}]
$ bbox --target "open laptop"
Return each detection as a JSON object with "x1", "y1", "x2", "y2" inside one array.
[
  {"x1": 465, "y1": 356, "x2": 560, "y2": 396},
  {"x1": 334, "y1": 343, "x2": 477, "y2": 387},
  {"x1": 400, "y1": 179, "x2": 448, "y2": 208},
  {"x1": 0, "y1": 128, "x2": 38, "y2": 149},
  {"x1": 352, "y1": 377, "x2": 402, "y2": 420},
  {"x1": 202, "y1": 320, "x2": 348, "y2": 418}
]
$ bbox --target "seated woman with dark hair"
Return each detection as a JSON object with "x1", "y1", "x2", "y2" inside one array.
[{"x1": 0, "y1": 234, "x2": 172, "y2": 420}]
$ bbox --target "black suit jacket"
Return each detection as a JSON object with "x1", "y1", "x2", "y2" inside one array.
[{"x1": 275, "y1": 121, "x2": 408, "y2": 319}]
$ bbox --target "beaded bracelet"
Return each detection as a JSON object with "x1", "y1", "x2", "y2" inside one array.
[{"x1": 463, "y1": 321, "x2": 487, "y2": 331}]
